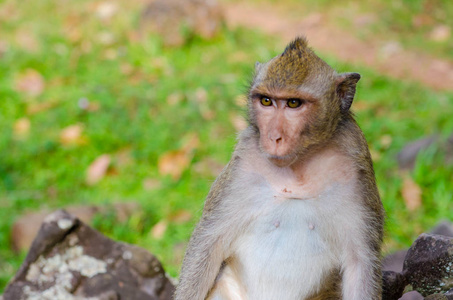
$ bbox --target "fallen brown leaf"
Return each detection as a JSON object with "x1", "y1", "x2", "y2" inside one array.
[
  {"x1": 353, "y1": 100, "x2": 372, "y2": 112},
  {"x1": 142, "y1": 178, "x2": 161, "y2": 191},
  {"x1": 380, "y1": 134, "x2": 392, "y2": 149},
  {"x1": 158, "y1": 133, "x2": 200, "y2": 180},
  {"x1": 369, "y1": 148, "x2": 381, "y2": 161},
  {"x1": 150, "y1": 220, "x2": 168, "y2": 240},
  {"x1": 200, "y1": 105, "x2": 215, "y2": 120},
  {"x1": 15, "y1": 29, "x2": 40, "y2": 52},
  {"x1": 401, "y1": 175, "x2": 422, "y2": 211},
  {"x1": 167, "y1": 92, "x2": 184, "y2": 106},
  {"x1": 86, "y1": 154, "x2": 111, "y2": 185},
  {"x1": 114, "y1": 147, "x2": 133, "y2": 167},
  {"x1": 95, "y1": 2, "x2": 118, "y2": 21},
  {"x1": 169, "y1": 210, "x2": 193, "y2": 224},
  {"x1": 193, "y1": 157, "x2": 225, "y2": 177},
  {"x1": 13, "y1": 118, "x2": 30, "y2": 139},
  {"x1": 194, "y1": 87, "x2": 208, "y2": 103},
  {"x1": 27, "y1": 100, "x2": 59, "y2": 115},
  {"x1": 14, "y1": 69, "x2": 45, "y2": 97},
  {"x1": 60, "y1": 124, "x2": 83, "y2": 145},
  {"x1": 181, "y1": 132, "x2": 200, "y2": 153},
  {"x1": 429, "y1": 25, "x2": 451, "y2": 42},
  {"x1": 234, "y1": 94, "x2": 247, "y2": 107},
  {"x1": 158, "y1": 150, "x2": 191, "y2": 180}
]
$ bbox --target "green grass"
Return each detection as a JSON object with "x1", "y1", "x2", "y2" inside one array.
[{"x1": 1, "y1": 0, "x2": 453, "y2": 293}]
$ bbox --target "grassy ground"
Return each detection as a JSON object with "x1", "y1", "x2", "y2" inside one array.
[
  {"x1": 245, "y1": 0, "x2": 453, "y2": 60},
  {"x1": 1, "y1": 0, "x2": 452, "y2": 292}
]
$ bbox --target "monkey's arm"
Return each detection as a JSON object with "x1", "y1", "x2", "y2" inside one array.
[
  {"x1": 341, "y1": 243, "x2": 382, "y2": 300},
  {"x1": 341, "y1": 193, "x2": 383, "y2": 299},
  {"x1": 174, "y1": 159, "x2": 239, "y2": 300}
]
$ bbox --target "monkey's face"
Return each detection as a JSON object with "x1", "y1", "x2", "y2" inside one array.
[
  {"x1": 247, "y1": 37, "x2": 360, "y2": 167},
  {"x1": 250, "y1": 89, "x2": 317, "y2": 167}
]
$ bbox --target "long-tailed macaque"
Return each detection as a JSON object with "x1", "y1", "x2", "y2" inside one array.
[{"x1": 174, "y1": 37, "x2": 384, "y2": 300}]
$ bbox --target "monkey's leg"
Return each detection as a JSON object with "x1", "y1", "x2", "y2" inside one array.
[{"x1": 207, "y1": 264, "x2": 246, "y2": 300}]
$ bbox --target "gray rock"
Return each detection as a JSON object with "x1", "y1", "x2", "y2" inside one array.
[
  {"x1": 3, "y1": 210, "x2": 174, "y2": 300},
  {"x1": 403, "y1": 234, "x2": 453, "y2": 296},
  {"x1": 397, "y1": 135, "x2": 438, "y2": 170},
  {"x1": 424, "y1": 290, "x2": 453, "y2": 300},
  {"x1": 397, "y1": 134, "x2": 453, "y2": 170},
  {"x1": 383, "y1": 250, "x2": 408, "y2": 273},
  {"x1": 401, "y1": 291, "x2": 424, "y2": 300},
  {"x1": 382, "y1": 270, "x2": 406, "y2": 300},
  {"x1": 430, "y1": 221, "x2": 453, "y2": 237},
  {"x1": 10, "y1": 202, "x2": 140, "y2": 252}
]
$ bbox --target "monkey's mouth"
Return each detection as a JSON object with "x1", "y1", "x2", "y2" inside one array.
[{"x1": 264, "y1": 152, "x2": 298, "y2": 167}]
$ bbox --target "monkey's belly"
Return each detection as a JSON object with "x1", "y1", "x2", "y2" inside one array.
[{"x1": 232, "y1": 199, "x2": 340, "y2": 300}]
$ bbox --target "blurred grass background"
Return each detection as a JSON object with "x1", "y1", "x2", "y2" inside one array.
[{"x1": 0, "y1": 0, "x2": 452, "y2": 292}]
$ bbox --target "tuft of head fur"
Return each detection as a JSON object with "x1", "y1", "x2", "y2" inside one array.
[{"x1": 254, "y1": 37, "x2": 335, "y2": 92}]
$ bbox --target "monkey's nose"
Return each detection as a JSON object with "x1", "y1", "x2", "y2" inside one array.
[{"x1": 269, "y1": 133, "x2": 283, "y2": 144}]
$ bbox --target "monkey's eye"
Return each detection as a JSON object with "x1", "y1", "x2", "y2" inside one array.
[
  {"x1": 260, "y1": 97, "x2": 272, "y2": 106},
  {"x1": 287, "y1": 99, "x2": 302, "y2": 108}
]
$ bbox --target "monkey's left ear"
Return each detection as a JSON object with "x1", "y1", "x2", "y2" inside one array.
[{"x1": 336, "y1": 72, "x2": 361, "y2": 112}]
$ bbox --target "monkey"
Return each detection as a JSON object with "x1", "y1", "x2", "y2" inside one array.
[{"x1": 174, "y1": 37, "x2": 385, "y2": 300}]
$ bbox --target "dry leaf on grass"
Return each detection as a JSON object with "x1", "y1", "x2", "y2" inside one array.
[
  {"x1": 150, "y1": 220, "x2": 168, "y2": 240},
  {"x1": 234, "y1": 94, "x2": 247, "y2": 107},
  {"x1": 27, "y1": 101, "x2": 59, "y2": 115},
  {"x1": 193, "y1": 157, "x2": 225, "y2": 177},
  {"x1": 86, "y1": 154, "x2": 111, "y2": 185},
  {"x1": 401, "y1": 175, "x2": 422, "y2": 211},
  {"x1": 13, "y1": 118, "x2": 30, "y2": 139},
  {"x1": 14, "y1": 69, "x2": 45, "y2": 97},
  {"x1": 166, "y1": 92, "x2": 184, "y2": 106},
  {"x1": 95, "y1": 2, "x2": 118, "y2": 21},
  {"x1": 429, "y1": 25, "x2": 451, "y2": 42},
  {"x1": 142, "y1": 178, "x2": 161, "y2": 191},
  {"x1": 158, "y1": 133, "x2": 199, "y2": 180},
  {"x1": 194, "y1": 88, "x2": 208, "y2": 103},
  {"x1": 169, "y1": 210, "x2": 192, "y2": 224},
  {"x1": 114, "y1": 147, "x2": 133, "y2": 167},
  {"x1": 380, "y1": 134, "x2": 392, "y2": 149},
  {"x1": 15, "y1": 29, "x2": 40, "y2": 52},
  {"x1": 158, "y1": 151, "x2": 191, "y2": 180},
  {"x1": 60, "y1": 124, "x2": 83, "y2": 145}
]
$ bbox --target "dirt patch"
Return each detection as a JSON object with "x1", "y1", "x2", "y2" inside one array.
[{"x1": 224, "y1": 2, "x2": 453, "y2": 91}]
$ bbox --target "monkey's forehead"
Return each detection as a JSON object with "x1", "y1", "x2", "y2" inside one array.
[{"x1": 257, "y1": 51, "x2": 335, "y2": 91}]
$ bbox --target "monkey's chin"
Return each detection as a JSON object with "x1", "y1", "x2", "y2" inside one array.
[{"x1": 265, "y1": 153, "x2": 298, "y2": 167}]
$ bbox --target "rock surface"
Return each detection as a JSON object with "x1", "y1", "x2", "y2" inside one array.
[
  {"x1": 10, "y1": 203, "x2": 140, "y2": 252},
  {"x1": 382, "y1": 221, "x2": 453, "y2": 300},
  {"x1": 397, "y1": 134, "x2": 453, "y2": 170},
  {"x1": 403, "y1": 234, "x2": 453, "y2": 296},
  {"x1": 3, "y1": 210, "x2": 174, "y2": 300},
  {"x1": 382, "y1": 270, "x2": 407, "y2": 300}
]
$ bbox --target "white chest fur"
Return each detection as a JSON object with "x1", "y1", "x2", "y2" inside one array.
[
  {"x1": 232, "y1": 184, "x2": 356, "y2": 300},
  {"x1": 208, "y1": 148, "x2": 364, "y2": 300},
  {"x1": 212, "y1": 148, "x2": 367, "y2": 300}
]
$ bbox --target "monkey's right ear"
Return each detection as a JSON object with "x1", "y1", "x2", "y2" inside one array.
[{"x1": 336, "y1": 72, "x2": 361, "y2": 112}]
